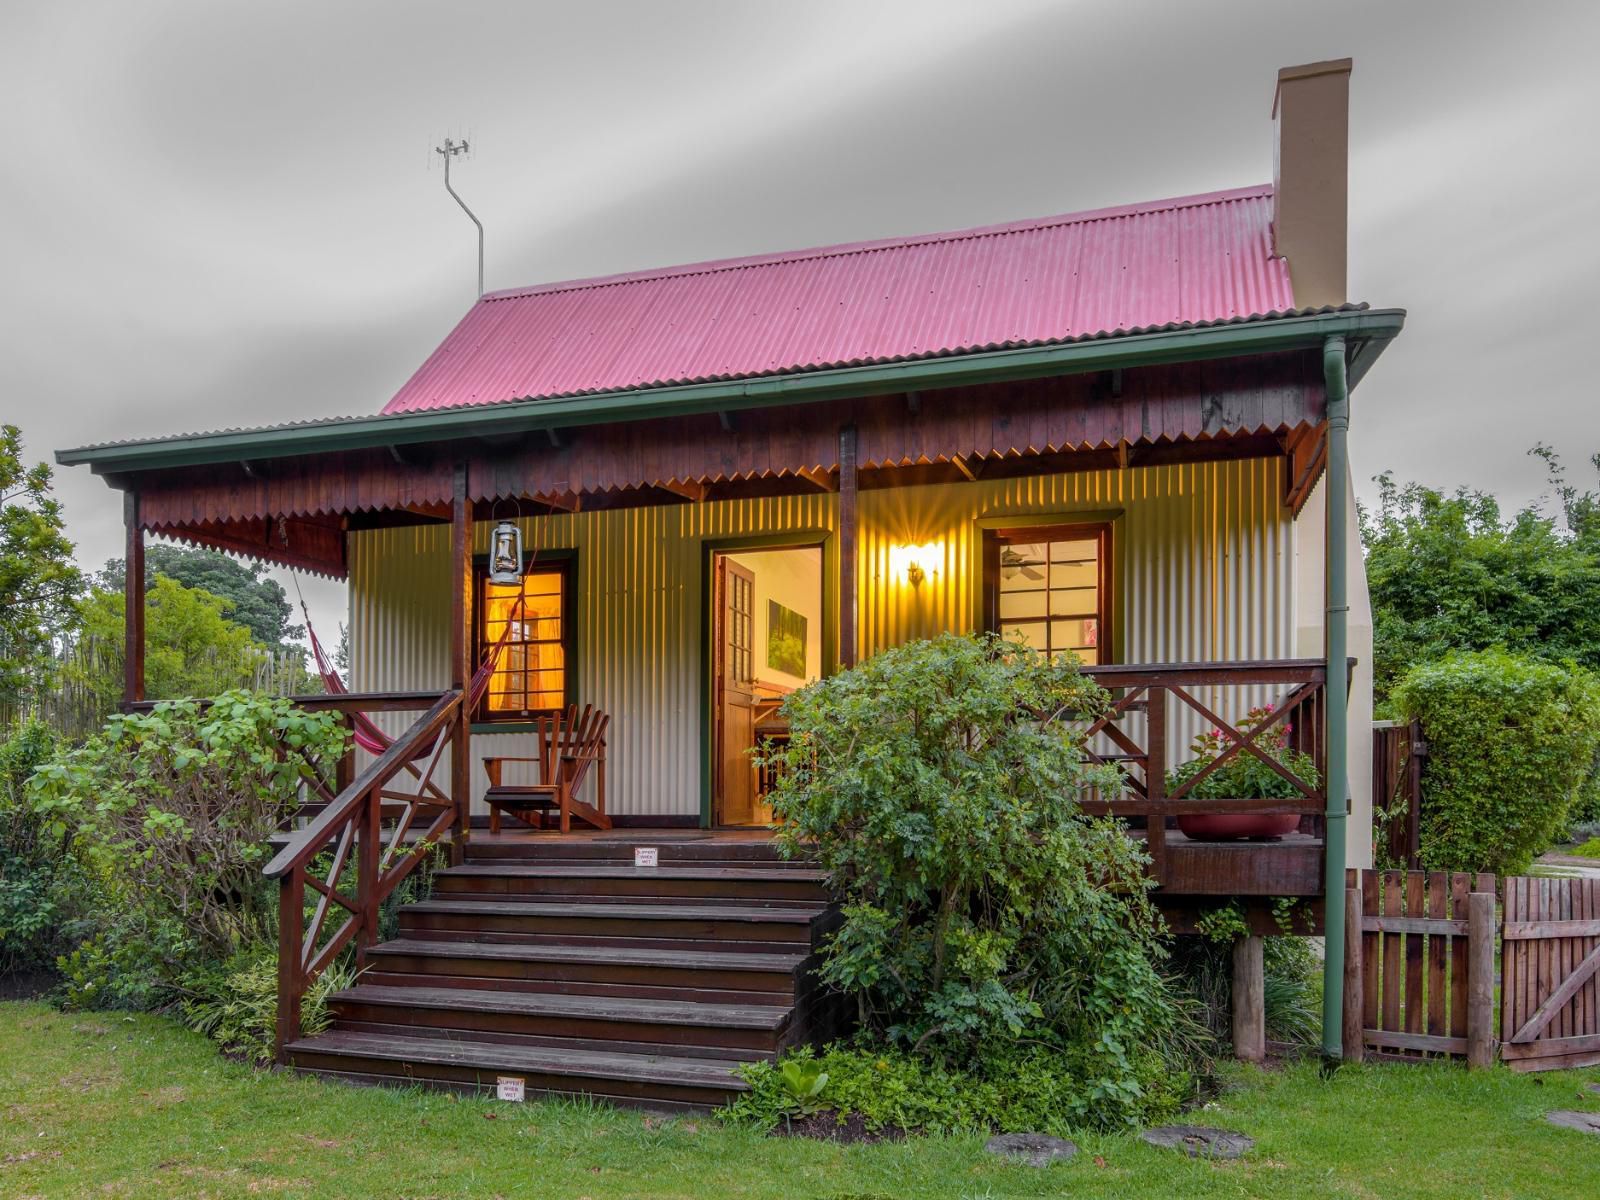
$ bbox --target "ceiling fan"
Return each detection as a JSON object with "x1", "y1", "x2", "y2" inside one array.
[{"x1": 999, "y1": 546, "x2": 1046, "y2": 582}]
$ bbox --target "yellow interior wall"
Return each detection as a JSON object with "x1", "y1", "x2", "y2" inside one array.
[{"x1": 725, "y1": 547, "x2": 824, "y2": 687}]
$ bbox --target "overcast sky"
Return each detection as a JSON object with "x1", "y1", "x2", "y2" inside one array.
[{"x1": 3, "y1": 0, "x2": 1597, "y2": 640}]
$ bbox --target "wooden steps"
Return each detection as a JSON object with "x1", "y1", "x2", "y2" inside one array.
[
  {"x1": 398, "y1": 897, "x2": 831, "y2": 952},
  {"x1": 364, "y1": 937, "x2": 808, "y2": 994},
  {"x1": 432, "y1": 864, "x2": 829, "y2": 903},
  {"x1": 285, "y1": 833, "x2": 840, "y2": 1109},
  {"x1": 328, "y1": 984, "x2": 793, "y2": 1058},
  {"x1": 287, "y1": 1031, "x2": 749, "y2": 1110}
]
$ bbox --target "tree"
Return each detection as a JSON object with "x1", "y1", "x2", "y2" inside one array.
[
  {"x1": 63, "y1": 576, "x2": 268, "y2": 714},
  {"x1": 96, "y1": 545, "x2": 303, "y2": 649},
  {"x1": 0, "y1": 424, "x2": 83, "y2": 707},
  {"x1": 1361, "y1": 449, "x2": 1600, "y2": 706}
]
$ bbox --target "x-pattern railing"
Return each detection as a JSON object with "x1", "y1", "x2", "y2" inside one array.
[
  {"x1": 264, "y1": 688, "x2": 464, "y2": 1057},
  {"x1": 1074, "y1": 659, "x2": 1330, "y2": 885}
]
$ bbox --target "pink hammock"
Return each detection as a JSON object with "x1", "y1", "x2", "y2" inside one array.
[{"x1": 301, "y1": 596, "x2": 523, "y2": 756}]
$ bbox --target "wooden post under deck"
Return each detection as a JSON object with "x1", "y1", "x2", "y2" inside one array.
[
  {"x1": 123, "y1": 490, "x2": 145, "y2": 706},
  {"x1": 1232, "y1": 934, "x2": 1266, "y2": 1063},
  {"x1": 838, "y1": 425, "x2": 858, "y2": 669},
  {"x1": 449, "y1": 463, "x2": 472, "y2": 864}
]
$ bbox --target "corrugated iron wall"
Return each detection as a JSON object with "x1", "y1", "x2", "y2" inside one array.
[
  {"x1": 350, "y1": 459, "x2": 1296, "y2": 820},
  {"x1": 858, "y1": 459, "x2": 1295, "y2": 766},
  {"x1": 350, "y1": 493, "x2": 835, "y2": 819}
]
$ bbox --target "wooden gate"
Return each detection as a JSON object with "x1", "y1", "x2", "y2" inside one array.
[
  {"x1": 1342, "y1": 869, "x2": 1496, "y2": 1065},
  {"x1": 1372, "y1": 720, "x2": 1425, "y2": 869},
  {"x1": 1501, "y1": 875, "x2": 1600, "y2": 1072}
]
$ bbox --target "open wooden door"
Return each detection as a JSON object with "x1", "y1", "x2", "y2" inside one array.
[{"x1": 714, "y1": 556, "x2": 760, "y2": 825}]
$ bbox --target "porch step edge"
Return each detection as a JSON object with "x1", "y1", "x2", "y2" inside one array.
[
  {"x1": 439, "y1": 864, "x2": 826, "y2": 882},
  {"x1": 286, "y1": 1030, "x2": 750, "y2": 1091},
  {"x1": 401, "y1": 899, "x2": 826, "y2": 922},
  {"x1": 365, "y1": 937, "x2": 808, "y2": 972},
  {"x1": 332, "y1": 984, "x2": 793, "y2": 1031}
]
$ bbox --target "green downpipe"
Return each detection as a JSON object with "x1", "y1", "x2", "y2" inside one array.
[{"x1": 1320, "y1": 335, "x2": 1350, "y2": 1064}]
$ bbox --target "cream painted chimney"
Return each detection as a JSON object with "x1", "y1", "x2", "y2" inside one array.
[{"x1": 1272, "y1": 58, "x2": 1352, "y2": 308}]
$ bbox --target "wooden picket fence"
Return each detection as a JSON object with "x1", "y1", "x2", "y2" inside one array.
[{"x1": 1342, "y1": 869, "x2": 1496, "y2": 1066}]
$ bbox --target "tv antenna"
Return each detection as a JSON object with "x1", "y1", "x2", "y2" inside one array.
[{"x1": 435, "y1": 137, "x2": 484, "y2": 297}]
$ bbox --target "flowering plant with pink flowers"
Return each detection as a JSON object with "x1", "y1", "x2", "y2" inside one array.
[{"x1": 1166, "y1": 705, "x2": 1320, "y2": 800}]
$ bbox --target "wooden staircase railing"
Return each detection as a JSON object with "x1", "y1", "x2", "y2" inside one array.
[
  {"x1": 1075, "y1": 659, "x2": 1330, "y2": 888},
  {"x1": 263, "y1": 688, "x2": 466, "y2": 1060}
]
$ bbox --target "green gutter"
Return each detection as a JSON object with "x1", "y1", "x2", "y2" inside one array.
[
  {"x1": 58, "y1": 309, "x2": 1405, "y2": 475},
  {"x1": 1320, "y1": 334, "x2": 1351, "y2": 1065}
]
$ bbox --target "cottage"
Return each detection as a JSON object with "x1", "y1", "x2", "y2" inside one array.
[{"x1": 60, "y1": 59, "x2": 1400, "y2": 1101}]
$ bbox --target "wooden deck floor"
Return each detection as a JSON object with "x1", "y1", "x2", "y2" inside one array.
[{"x1": 470, "y1": 825, "x2": 1326, "y2": 903}]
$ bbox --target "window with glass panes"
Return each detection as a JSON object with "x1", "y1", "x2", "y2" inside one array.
[
  {"x1": 476, "y1": 564, "x2": 570, "y2": 720},
  {"x1": 985, "y1": 524, "x2": 1110, "y2": 665}
]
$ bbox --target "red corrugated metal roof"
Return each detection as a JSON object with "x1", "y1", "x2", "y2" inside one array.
[{"x1": 382, "y1": 184, "x2": 1294, "y2": 414}]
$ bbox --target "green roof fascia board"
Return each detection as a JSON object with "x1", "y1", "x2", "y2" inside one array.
[{"x1": 58, "y1": 308, "x2": 1404, "y2": 475}]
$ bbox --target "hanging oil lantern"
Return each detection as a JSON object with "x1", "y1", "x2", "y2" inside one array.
[{"x1": 488, "y1": 503, "x2": 523, "y2": 585}]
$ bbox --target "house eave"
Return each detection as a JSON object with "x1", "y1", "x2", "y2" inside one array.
[{"x1": 58, "y1": 308, "x2": 1404, "y2": 477}]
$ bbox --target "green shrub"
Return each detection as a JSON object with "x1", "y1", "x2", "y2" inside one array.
[
  {"x1": 1393, "y1": 649, "x2": 1600, "y2": 875},
  {"x1": 760, "y1": 633, "x2": 1197, "y2": 1125},
  {"x1": 28, "y1": 691, "x2": 347, "y2": 997},
  {"x1": 180, "y1": 942, "x2": 358, "y2": 1065},
  {"x1": 728, "y1": 1041, "x2": 1190, "y2": 1136},
  {"x1": 56, "y1": 922, "x2": 190, "y2": 1011},
  {"x1": 1571, "y1": 837, "x2": 1600, "y2": 859},
  {"x1": 0, "y1": 720, "x2": 93, "y2": 973},
  {"x1": 1571, "y1": 745, "x2": 1600, "y2": 829}
]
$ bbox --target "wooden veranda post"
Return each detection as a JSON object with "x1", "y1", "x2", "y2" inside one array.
[
  {"x1": 1144, "y1": 686, "x2": 1167, "y2": 882},
  {"x1": 274, "y1": 863, "x2": 304, "y2": 1063},
  {"x1": 450, "y1": 463, "x2": 472, "y2": 863},
  {"x1": 123, "y1": 490, "x2": 145, "y2": 706},
  {"x1": 838, "y1": 425, "x2": 858, "y2": 669}
]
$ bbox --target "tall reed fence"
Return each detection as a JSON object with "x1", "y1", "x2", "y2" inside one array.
[{"x1": 0, "y1": 634, "x2": 319, "y2": 741}]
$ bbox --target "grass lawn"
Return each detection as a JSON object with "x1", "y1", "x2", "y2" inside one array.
[{"x1": 2, "y1": 1002, "x2": 1598, "y2": 1198}]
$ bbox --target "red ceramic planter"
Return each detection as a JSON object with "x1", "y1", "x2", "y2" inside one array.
[{"x1": 1175, "y1": 812, "x2": 1301, "y2": 841}]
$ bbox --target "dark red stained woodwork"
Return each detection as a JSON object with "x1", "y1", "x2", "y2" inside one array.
[
  {"x1": 467, "y1": 351, "x2": 1323, "y2": 500},
  {"x1": 1283, "y1": 421, "x2": 1328, "y2": 516},
  {"x1": 837, "y1": 426, "x2": 858, "y2": 669},
  {"x1": 449, "y1": 464, "x2": 471, "y2": 693},
  {"x1": 138, "y1": 449, "x2": 454, "y2": 531},
  {"x1": 143, "y1": 513, "x2": 348, "y2": 578},
  {"x1": 449, "y1": 463, "x2": 472, "y2": 864},
  {"x1": 119, "y1": 352, "x2": 1329, "y2": 579},
  {"x1": 124, "y1": 491, "x2": 145, "y2": 705}
]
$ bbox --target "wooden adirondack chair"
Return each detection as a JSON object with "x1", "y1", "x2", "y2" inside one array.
[{"x1": 482, "y1": 704, "x2": 611, "y2": 834}]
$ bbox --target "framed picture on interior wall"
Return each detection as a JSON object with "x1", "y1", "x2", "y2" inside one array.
[{"x1": 767, "y1": 599, "x2": 807, "y2": 677}]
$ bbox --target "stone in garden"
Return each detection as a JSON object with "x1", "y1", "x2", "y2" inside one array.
[
  {"x1": 1140, "y1": 1125, "x2": 1254, "y2": 1159},
  {"x1": 1545, "y1": 1110, "x2": 1600, "y2": 1136},
  {"x1": 983, "y1": 1133, "x2": 1078, "y2": 1166}
]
